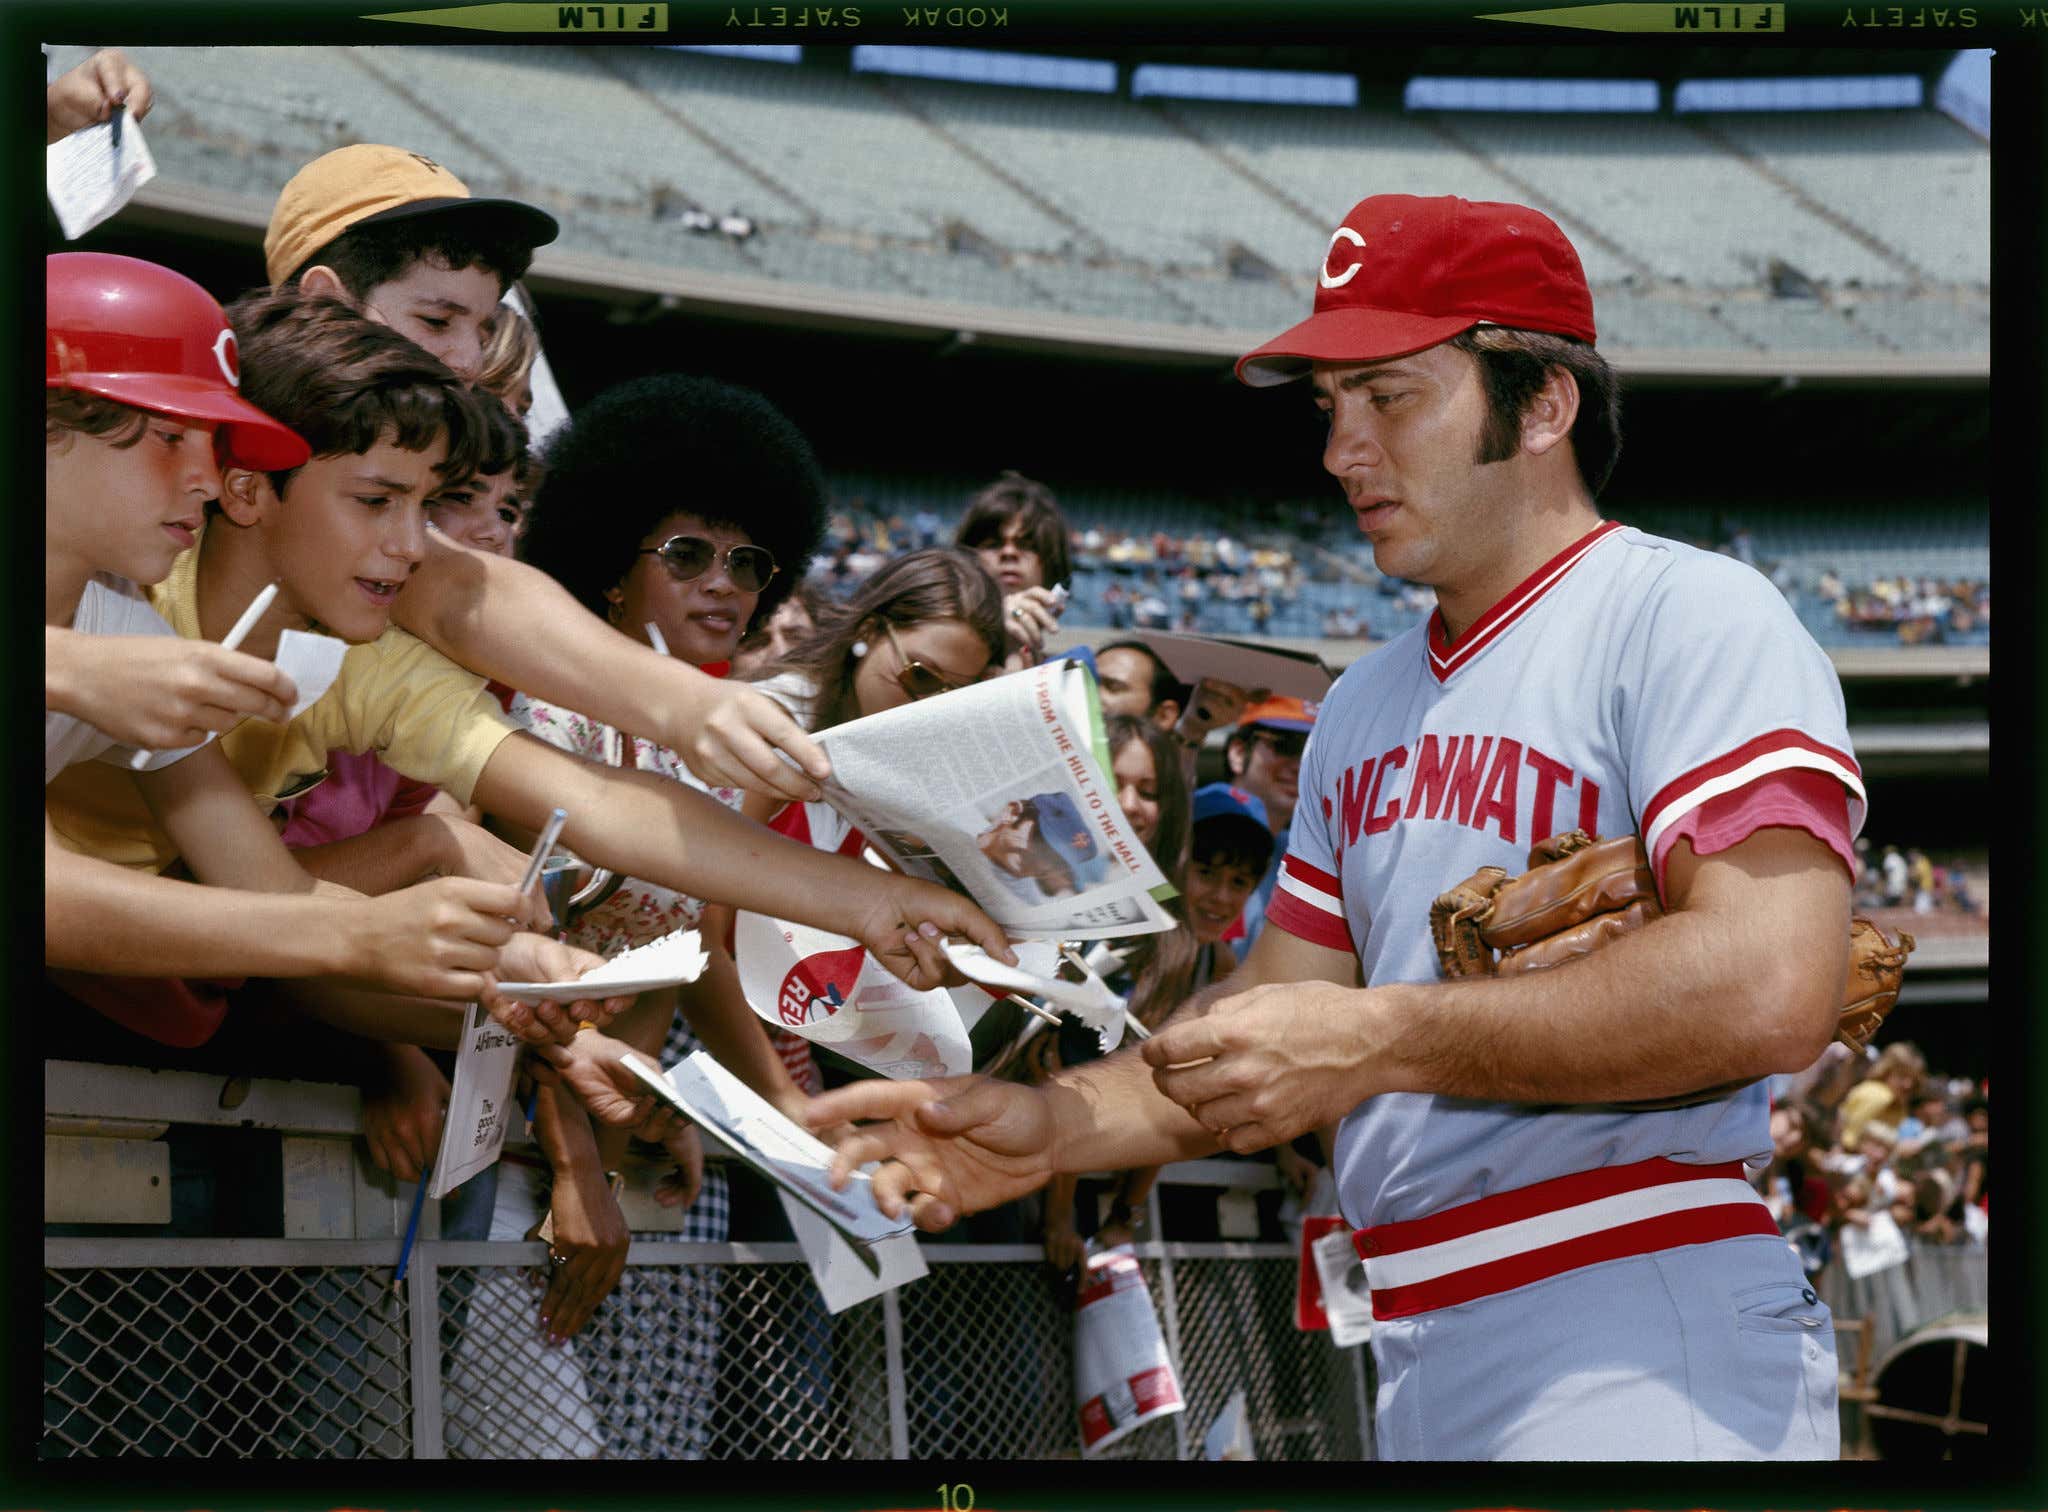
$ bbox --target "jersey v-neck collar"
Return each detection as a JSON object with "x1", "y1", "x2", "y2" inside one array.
[{"x1": 1425, "y1": 519, "x2": 1625, "y2": 684}]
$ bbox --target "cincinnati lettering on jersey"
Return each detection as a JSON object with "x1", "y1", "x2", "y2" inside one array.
[{"x1": 1318, "y1": 731, "x2": 1601, "y2": 855}]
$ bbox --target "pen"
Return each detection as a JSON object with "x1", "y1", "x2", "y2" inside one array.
[
  {"x1": 109, "y1": 103, "x2": 122, "y2": 152},
  {"x1": 130, "y1": 581, "x2": 279, "y2": 769},
  {"x1": 644, "y1": 622, "x2": 670, "y2": 658},
  {"x1": 392, "y1": 1163, "x2": 431, "y2": 1291},
  {"x1": 518, "y1": 806, "x2": 570, "y2": 901}
]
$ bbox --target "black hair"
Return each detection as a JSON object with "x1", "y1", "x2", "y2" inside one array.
[
  {"x1": 287, "y1": 212, "x2": 534, "y2": 299},
  {"x1": 1190, "y1": 814, "x2": 1273, "y2": 876},
  {"x1": 225, "y1": 288, "x2": 489, "y2": 500},
  {"x1": 1449, "y1": 326, "x2": 1624, "y2": 500},
  {"x1": 1097, "y1": 640, "x2": 1187, "y2": 713},
  {"x1": 955, "y1": 470, "x2": 1074, "y2": 588},
  {"x1": 521, "y1": 373, "x2": 830, "y2": 632}
]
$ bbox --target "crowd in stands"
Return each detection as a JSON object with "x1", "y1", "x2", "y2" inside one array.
[
  {"x1": 1758, "y1": 1041, "x2": 1989, "y2": 1285},
  {"x1": 1815, "y1": 571, "x2": 1990, "y2": 645},
  {"x1": 1853, "y1": 839, "x2": 1987, "y2": 920}
]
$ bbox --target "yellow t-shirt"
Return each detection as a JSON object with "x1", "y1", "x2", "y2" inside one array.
[
  {"x1": 1836, "y1": 1078, "x2": 1902, "y2": 1149},
  {"x1": 45, "y1": 535, "x2": 519, "y2": 872}
]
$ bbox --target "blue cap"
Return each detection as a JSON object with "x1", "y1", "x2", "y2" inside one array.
[
  {"x1": 1028, "y1": 790, "x2": 1108, "y2": 887},
  {"x1": 1191, "y1": 783, "x2": 1275, "y2": 869},
  {"x1": 1193, "y1": 783, "x2": 1268, "y2": 830}
]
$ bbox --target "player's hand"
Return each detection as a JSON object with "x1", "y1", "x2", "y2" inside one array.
[
  {"x1": 531, "y1": 1162, "x2": 628, "y2": 1346},
  {"x1": 849, "y1": 876, "x2": 1016, "y2": 991},
  {"x1": 653, "y1": 1123, "x2": 705, "y2": 1210},
  {"x1": 359, "y1": 1043, "x2": 449, "y2": 1184},
  {"x1": 46, "y1": 47, "x2": 153, "y2": 143},
  {"x1": 1142, "y1": 980, "x2": 1382, "y2": 1153},
  {"x1": 480, "y1": 936, "x2": 633, "y2": 1040},
  {"x1": 45, "y1": 628, "x2": 298, "y2": 748},
  {"x1": 337, "y1": 876, "x2": 528, "y2": 999},
  {"x1": 804, "y1": 1074, "x2": 1057, "y2": 1232},
  {"x1": 419, "y1": 815, "x2": 556, "y2": 933},
  {"x1": 660, "y1": 672, "x2": 830, "y2": 806}
]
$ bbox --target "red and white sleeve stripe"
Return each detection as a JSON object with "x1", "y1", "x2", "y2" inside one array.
[
  {"x1": 1265, "y1": 854, "x2": 1353, "y2": 953},
  {"x1": 1640, "y1": 729, "x2": 1865, "y2": 863}
]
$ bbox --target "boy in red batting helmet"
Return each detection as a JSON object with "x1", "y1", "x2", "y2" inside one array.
[{"x1": 44, "y1": 252, "x2": 603, "y2": 1011}]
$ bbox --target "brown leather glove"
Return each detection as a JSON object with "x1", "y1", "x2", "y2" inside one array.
[{"x1": 1430, "y1": 829, "x2": 1916, "y2": 1108}]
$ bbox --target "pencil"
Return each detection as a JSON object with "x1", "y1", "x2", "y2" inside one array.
[{"x1": 129, "y1": 581, "x2": 279, "y2": 770}]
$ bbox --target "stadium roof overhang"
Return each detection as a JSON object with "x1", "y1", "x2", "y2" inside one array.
[{"x1": 128, "y1": 179, "x2": 1988, "y2": 391}]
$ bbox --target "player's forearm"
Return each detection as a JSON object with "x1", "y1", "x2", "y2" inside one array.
[
  {"x1": 45, "y1": 842, "x2": 356, "y2": 979},
  {"x1": 1046, "y1": 1042, "x2": 1221, "y2": 1177},
  {"x1": 1368, "y1": 906, "x2": 1841, "y2": 1106},
  {"x1": 398, "y1": 536, "x2": 693, "y2": 739}
]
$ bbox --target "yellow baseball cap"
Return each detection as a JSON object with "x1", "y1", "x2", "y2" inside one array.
[{"x1": 264, "y1": 144, "x2": 560, "y2": 288}]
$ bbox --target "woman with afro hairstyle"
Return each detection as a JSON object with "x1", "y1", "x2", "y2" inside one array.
[{"x1": 480, "y1": 373, "x2": 832, "y2": 1459}]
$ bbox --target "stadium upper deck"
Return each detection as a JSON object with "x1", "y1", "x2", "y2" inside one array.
[{"x1": 49, "y1": 43, "x2": 1990, "y2": 367}]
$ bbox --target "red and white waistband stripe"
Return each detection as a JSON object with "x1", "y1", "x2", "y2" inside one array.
[{"x1": 1353, "y1": 1157, "x2": 1776, "y2": 1320}]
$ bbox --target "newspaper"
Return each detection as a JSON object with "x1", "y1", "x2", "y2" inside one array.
[{"x1": 810, "y1": 660, "x2": 1176, "y2": 942}]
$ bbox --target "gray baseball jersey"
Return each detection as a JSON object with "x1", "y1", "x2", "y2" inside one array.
[{"x1": 1266, "y1": 522, "x2": 1865, "y2": 1230}]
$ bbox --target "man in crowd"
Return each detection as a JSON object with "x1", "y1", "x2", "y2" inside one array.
[{"x1": 1222, "y1": 696, "x2": 1317, "y2": 946}]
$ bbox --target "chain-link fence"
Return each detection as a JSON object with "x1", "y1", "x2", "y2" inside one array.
[{"x1": 45, "y1": 1232, "x2": 1372, "y2": 1460}]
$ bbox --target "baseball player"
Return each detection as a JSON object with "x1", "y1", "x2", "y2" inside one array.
[{"x1": 792, "y1": 194, "x2": 1862, "y2": 1460}]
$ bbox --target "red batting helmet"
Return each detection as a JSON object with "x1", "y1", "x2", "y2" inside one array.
[{"x1": 47, "y1": 253, "x2": 310, "y2": 470}]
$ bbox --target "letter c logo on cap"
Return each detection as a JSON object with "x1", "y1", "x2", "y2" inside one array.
[
  {"x1": 1320, "y1": 226, "x2": 1367, "y2": 290},
  {"x1": 212, "y1": 328, "x2": 240, "y2": 388}
]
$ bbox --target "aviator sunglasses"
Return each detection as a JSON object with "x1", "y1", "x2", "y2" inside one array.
[
  {"x1": 883, "y1": 619, "x2": 973, "y2": 701},
  {"x1": 636, "y1": 534, "x2": 779, "y2": 594}
]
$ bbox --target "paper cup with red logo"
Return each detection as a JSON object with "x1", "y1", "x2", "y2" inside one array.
[
  {"x1": 1073, "y1": 1241, "x2": 1184, "y2": 1456},
  {"x1": 732, "y1": 910, "x2": 972, "y2": 1080}
]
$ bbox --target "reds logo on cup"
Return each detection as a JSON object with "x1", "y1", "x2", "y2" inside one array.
[
  {"x1": 1319, "y1": 226, "x2": 1367, "y2": 290},
  {"x1": 212, "y1": 327, "x2": 240, "y2": 387},
  {"x1": 777, "y1": 943, "x2": 866, "y2": 1028}
]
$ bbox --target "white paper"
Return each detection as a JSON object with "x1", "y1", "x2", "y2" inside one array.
[
  {"x1": 506, "y1": 284, "x2": 570, "y2": 450},
  {"x1": 273, "y1": 629, "x2": 347, "y2": 720},
  {"x1": 495, "y1": 927, "x2": 706, "y2": 1001},
  {"x1": 1073, "y1": 1241, "x2": 1184, "y2": 1456},
  {"x1": 1201, "y1": 1388, "x2": 1256, "y2": 1460},
  {"x1": 1962, "y1": 1202, "x2": 1988, "y2": 1243},
  {"x1": 777, "y1": 1189, "x2": 928, "y2": 1314},
  {"x1": 942, "y1": 940, "x2": 1129, "y2": 1052},
  {"x1": 428, "y1": 1002, "x2": 523, "y2": 1198},
  {"x1": 46, "y1": 108, "x2": 156, "y2": 240},
  {"x1": 813, "y1": 661, "x2": 1177, "y2": 941},
  {"x1": 734, "y1": 910, "x2": 971, "y2": 1080},
  {"x1": 1311, "y1": 1229, "x2": 1375, "y2": 1348},
  {"x1": 627, "y1": 1052, "x2": 914, "y2": 1250},
  {"x1": 1840, "y1": 1209, "x2": 1913, "y2": 1280}
]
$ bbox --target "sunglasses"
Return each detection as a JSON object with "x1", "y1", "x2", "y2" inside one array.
[
  {"x1": 637, "y1": 534, "x2": 778, "y2": 594},
  {"x1": 883, "y1": 620, "x2": 973, "y2": 701},
  {"x1": 1251, "y1": 729, "x2": 1309, "y2": 760}
]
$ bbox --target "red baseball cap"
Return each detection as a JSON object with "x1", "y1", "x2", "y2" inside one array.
[{"x1": 1236, "y1": 194, "x2": 1596, "y2": 387}]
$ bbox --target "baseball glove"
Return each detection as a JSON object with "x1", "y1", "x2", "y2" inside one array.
[{"x1": 1429, "y1": 829, "x2": 1915, "y2": 1108}]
